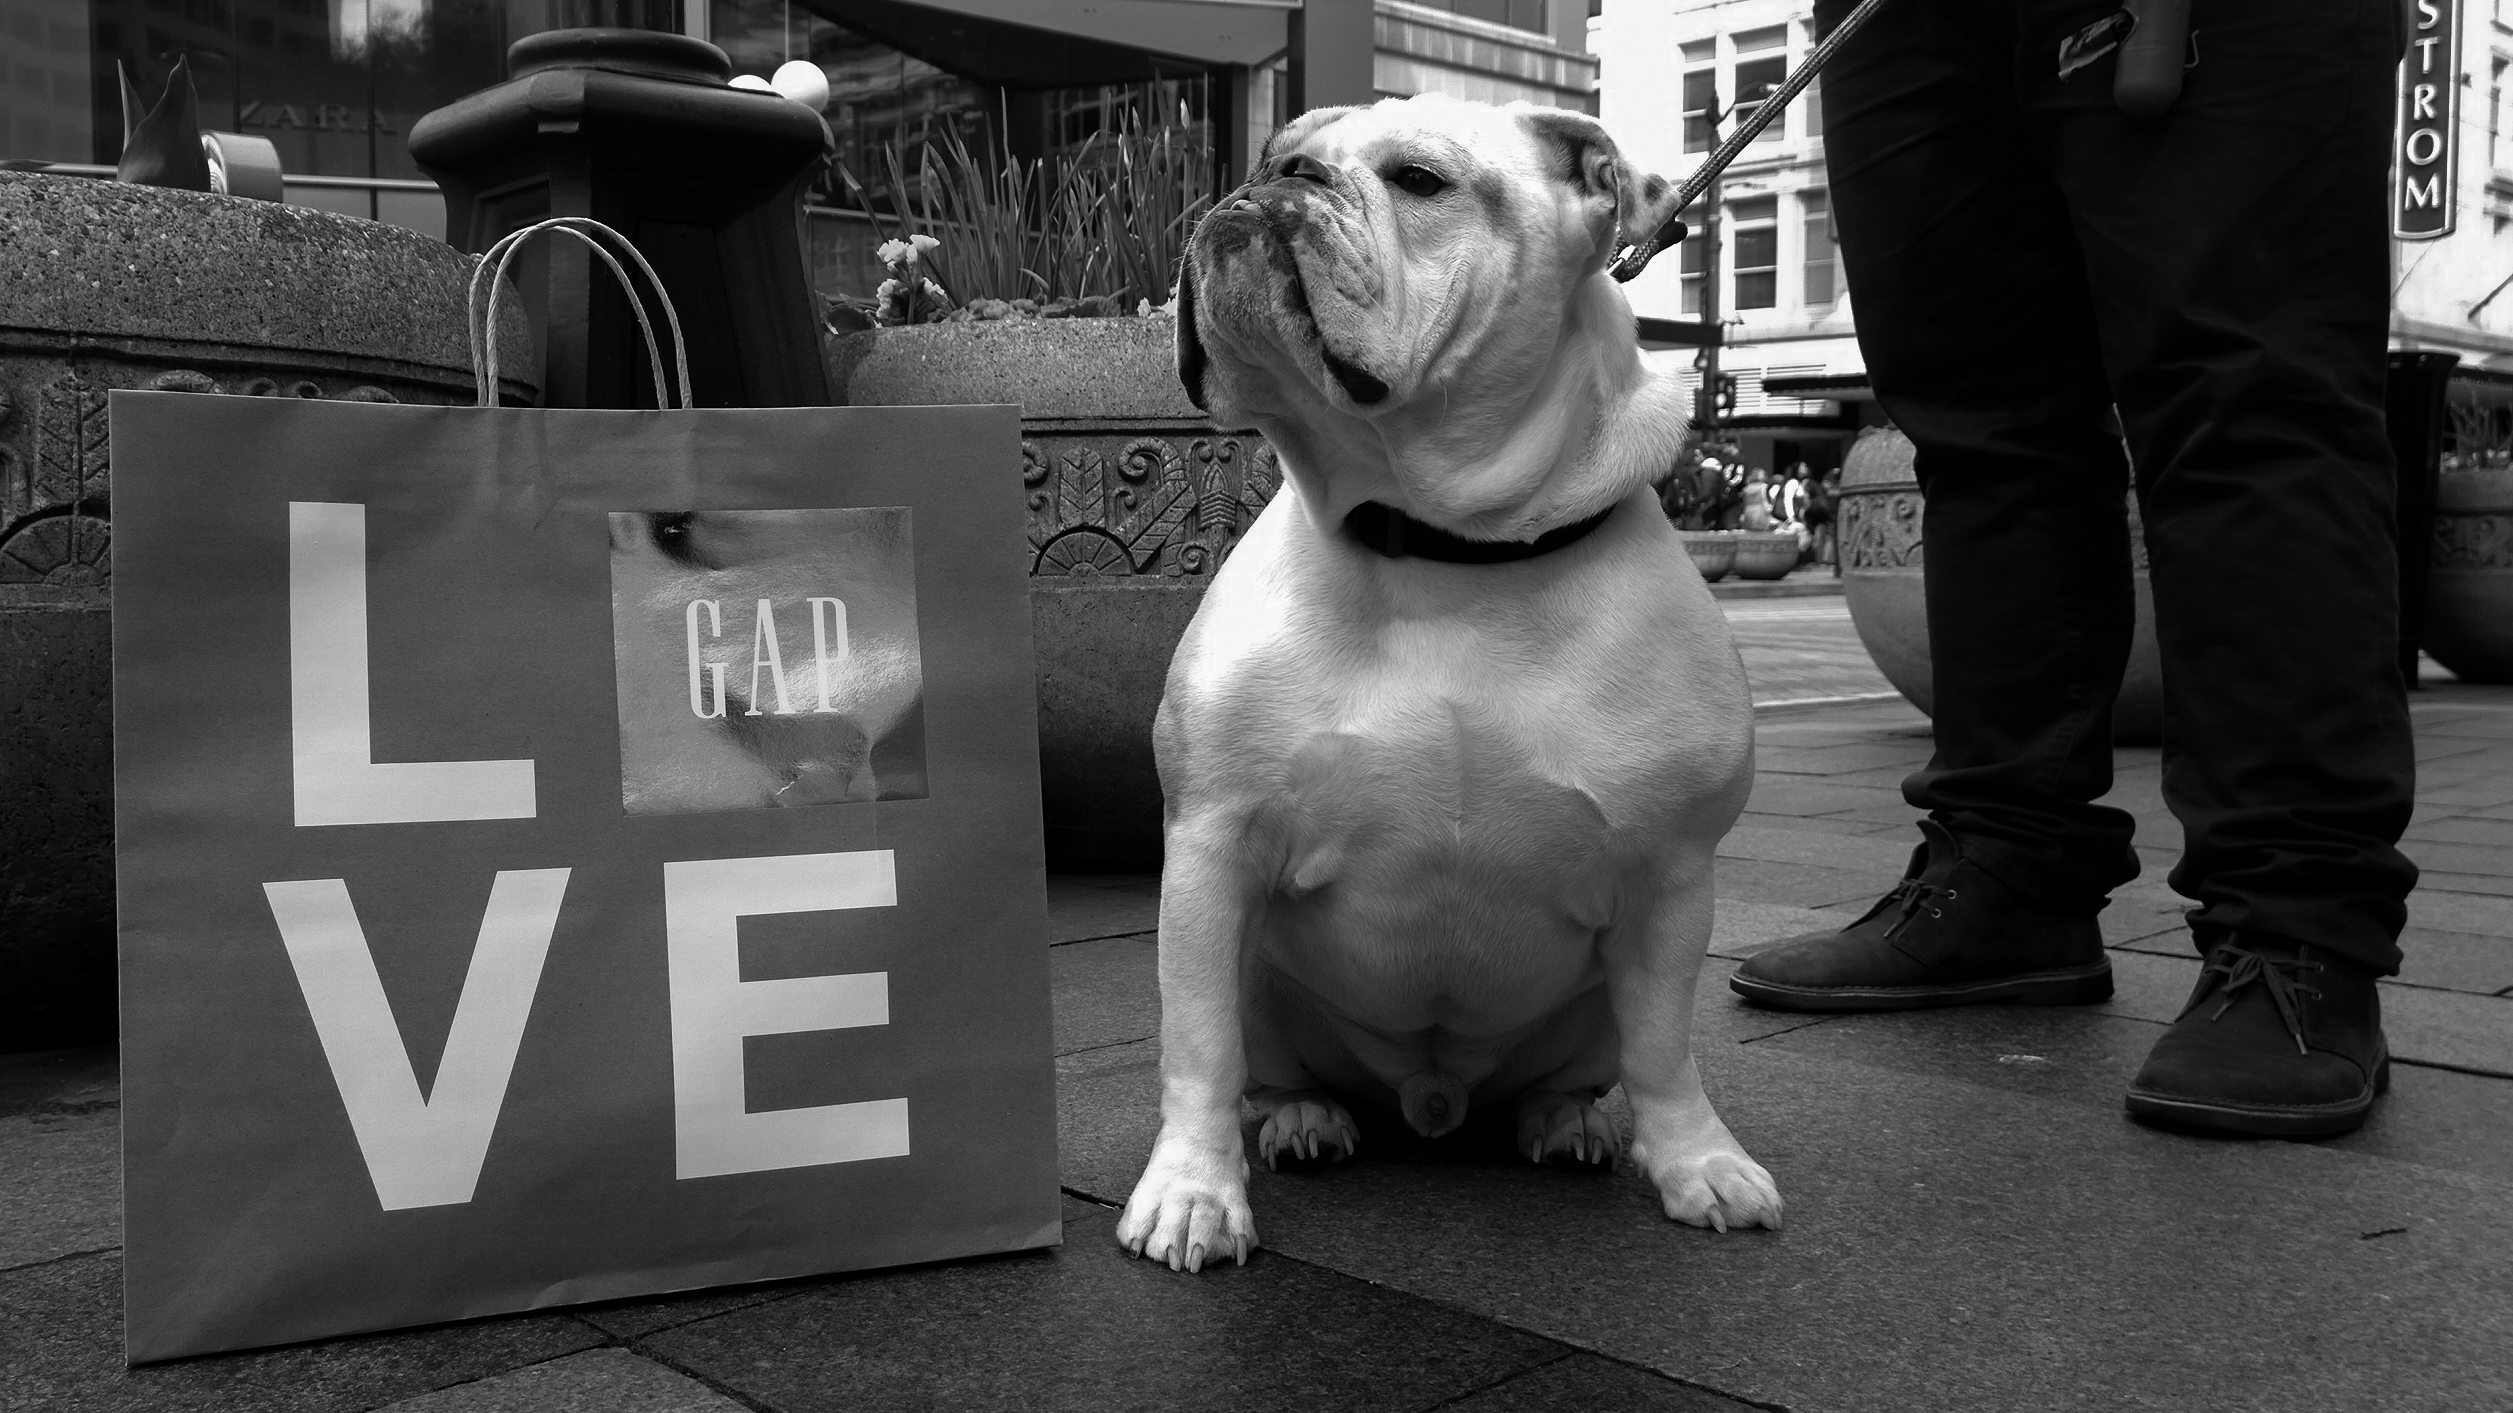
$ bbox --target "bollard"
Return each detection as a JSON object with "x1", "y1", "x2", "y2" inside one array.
[
  {"x1": 2386, "y1": 350, "x2": 2460, "y2": 689},
  {"x1": 409, "y1": 28, "x2": 833, "y2": 410}
]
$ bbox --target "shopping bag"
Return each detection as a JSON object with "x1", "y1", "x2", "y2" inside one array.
[{"x1": 110, "y1": 220, "x2": 1057, "y2": 1362}]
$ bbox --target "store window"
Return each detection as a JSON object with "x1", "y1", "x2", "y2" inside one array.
[
  {"x1": 1682, "y1": 40, "x2": 1716, "y2": 154},
  {"x1": 75, "y1": 0, "x2": 511, "y2": 177},
  {"x1": 1731, "y1": 196, "x2": 1777, "y2": 310},
  {"x1": 1731, "y1": 26, "x2": 1786, "y2": 144},
  {"x1": 1802, "y1": 190, "x2": 1835, "y2": 306}
]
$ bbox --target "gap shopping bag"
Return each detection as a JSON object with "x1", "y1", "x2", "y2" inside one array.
[{"x1": 109, "y1": 220, "x2": 1058, "y2": 1362}]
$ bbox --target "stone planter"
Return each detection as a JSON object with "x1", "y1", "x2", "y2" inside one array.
[
  {"x1": 1676, "y1": 529, "x2": 1736, "y2": 580},
  {"x1": 2427, "y1": 468, "x2": 2513, "y2": 681},
  {"x1": 1730, "y1": 530, "x2": 1802, "y2": 580},
  {"x1": 828, "y1": 317, "x2": 1279, "y2": 871},
  {"x1": 1836, "y1": 424, "x2": 2164, "y2": 742},
  {"x1": 0, "y1": 172, "x2": 533, "y2": 1049}
]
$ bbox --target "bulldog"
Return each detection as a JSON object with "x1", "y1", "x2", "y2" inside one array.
[{"x1": 1114, "y1": 94, "x2": 1783, "y2": 1274}]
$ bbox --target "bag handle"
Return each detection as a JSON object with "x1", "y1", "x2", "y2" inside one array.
[{"x1": 467, "y1": 217, "x2": 695, "y2": 410}]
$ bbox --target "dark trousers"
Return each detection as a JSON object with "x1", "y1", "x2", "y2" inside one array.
[{"x1": 1813, "y1": 0, "x2": 2416, "y2": 973}]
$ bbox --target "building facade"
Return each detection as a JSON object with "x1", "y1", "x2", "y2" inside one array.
[
  {"x1": 0, "y1": 0, "x2": 1596, "y2": 305},
  {"x1": 1593, "y1": 0, "x2": 1859, "y2": 477},
  {"x1": 1596, "y1": 0, "x2": 2513, "y2": 476}
]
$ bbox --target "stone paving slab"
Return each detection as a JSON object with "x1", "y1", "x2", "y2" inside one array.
[
  {"x1": 0, "y1": 1110, "x2": 118, "y2": 1269},
  {"x1": 1736, "y1": 778, "x2": 1908, "y2": 818},
  {"x1": 371, "y1": 1348, "x2": 745, "y2": 1412},
  {"x1": 1742, "y1": 1003, "x2": 2513, "y2": 1181},
  {"x1": 636, "y1": 1206, "x2": 1566, "y2": 1413},
  {"x1": 0, "y1": 1251, "x2": 605, "y2": 1413},
  {"x1": 1045, "y1": 878, "x2": 1162, "y2": 944},
  {"x1": 1715, "y1": 826, "x2": 1916, "y2": 874},
  {"x1": 1049, "y1": 933, "x2": 1161, "y2": 1056},
  {"x1": 1710, "y1": 858, "x2": 1904, "y2": 910},
  {"x1": 1056, "y1": 1041, "x2": 2513, "y2": 1413},
  {"x1": 1731, "y1": 810, "x2": 1896, "y2": 838},
  {"x1": 2406, "y1": 815, "x2": 2513, "y2": 846}
]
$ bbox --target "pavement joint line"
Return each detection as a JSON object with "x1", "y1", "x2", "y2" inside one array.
[
  {"x1": 393, "y1": 1342, "x2": 614, "y2": 1409},
  {"x1": 0, "y1": 1244, "x2": 119, "y2": 1276},
  {"x1": 622, "y1": 1339, "x2": 783, "y2": 1413},
  {"x1": 1734, "y1": 1015, "x2": 1842, "y2": 1046},
  {"x1": 1409, "y1": 1348, "x2": 1580, "y2": 1412},
  {"x1": 1046, "y1": 927, "x2": 1157, "y2": 947},
  {"x1": 1056, "y1": 1036, "x2": 1157, "y2": 1061}
]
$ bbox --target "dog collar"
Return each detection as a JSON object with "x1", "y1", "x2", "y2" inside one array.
[{"x1": 1344, "y1": 501, "x2": 1617, "y2": 564}]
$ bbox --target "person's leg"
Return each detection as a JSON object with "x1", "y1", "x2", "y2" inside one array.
[
  {"x1": 1734, "y1": 0, "x2": 2138, "y2": 1009},
  {"x1": 2023, "y1": 0, "x2": 2412, "y2": 1133}
]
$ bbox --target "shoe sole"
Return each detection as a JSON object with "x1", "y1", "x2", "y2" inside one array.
[
  {"x1": 1726, "y1": 963, "x2": 2114, "y2": 1012},
  {"x1": 2123, "y1": 1053, "x2": 2391, "y2": 1139}
]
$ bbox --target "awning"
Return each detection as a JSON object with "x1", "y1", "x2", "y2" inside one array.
[{"x1": 822, "y1": 0, "x2": 1294, "y2": 86}]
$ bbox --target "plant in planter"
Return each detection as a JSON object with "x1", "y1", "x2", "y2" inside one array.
[
  {"x1": 1660, "y1": 442, "x2": 1746, "y2": 580},
  {"x1": 823, "y1": 124, "x2": 1278, "y2": 869}
]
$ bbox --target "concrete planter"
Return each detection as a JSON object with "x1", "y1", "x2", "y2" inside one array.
[
  {"x1": 1836, "y1": 424, "x2": 2164, "y2": 742},
  {"x1": 829, "y1": 317, "x2": 1279, "y2": 870},
  {"x1": 2427, "y1": 468, "x2": 2513, "y2": 681},
  {"x1": 0, "y1": 172, "x2": 532, "y2": 1048},
  {"x1": 1730, "y1": 530, "x2": 1802, "y2": 580},
  {"x1": 1676, "y1": 529, "x2": 1736, "y2": 580}
]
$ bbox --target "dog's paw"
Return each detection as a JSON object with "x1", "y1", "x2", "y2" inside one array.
[
  {"x1": 1647, "y1": 1148, "x2": 1784, "y2": 1233},
  {"x1": 1516, "y1": 1092, "x2": 1619, "y2": 1168},
  {"x1": 1256, "y1": 1093, "x2": 1359, "y2": 1171},
  {"x1": 1115, "y1": 1144, "x2": 1258, "y2": 1272}
]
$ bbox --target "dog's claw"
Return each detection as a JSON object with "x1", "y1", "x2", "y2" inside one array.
[
  {"x1": 1517, "y1": 1093, "x2": 1621, "y2": 1170},
  {"x1": 1257, "y1": 1093, "x2": 1359, "y2": 1171}
]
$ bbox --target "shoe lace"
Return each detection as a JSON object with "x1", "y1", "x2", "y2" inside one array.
[
  {"x1": 2182, "y1": 944, "x2": 2324, "y2": 1056},
  {"x1": 1879, "y1": 878, "x2": 1958, "y2": 939}
]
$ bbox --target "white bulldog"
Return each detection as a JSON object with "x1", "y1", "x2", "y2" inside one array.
[{"x1": 1115, "y1": 94, "x2": 1782, "y2": 1273}]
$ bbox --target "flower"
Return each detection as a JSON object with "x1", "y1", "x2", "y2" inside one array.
[
  {"x1": 909, "y1": 233, "x2": 940, "y2": 258},
  {"x1": 876, "y1": 238, "x2": 913, "y2": 267}
]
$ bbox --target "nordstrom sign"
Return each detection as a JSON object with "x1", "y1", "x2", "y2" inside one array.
[{"x1": 2397, "y1": 0, "x2": 2460, "y2": 240}]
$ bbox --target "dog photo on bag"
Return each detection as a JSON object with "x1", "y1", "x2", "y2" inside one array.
[{"x1": 1116, "y1": 93, "x2": 1782, "y2": 1273}]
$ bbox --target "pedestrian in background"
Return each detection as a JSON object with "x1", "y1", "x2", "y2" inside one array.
[{"x1": 1732, "y1": 0, "x2": 2413, "y2": 1136}]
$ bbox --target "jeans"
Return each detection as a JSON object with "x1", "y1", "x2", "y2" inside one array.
[{"x1": 1813, "y1": 0, "x2": 2416, "y2": 972}]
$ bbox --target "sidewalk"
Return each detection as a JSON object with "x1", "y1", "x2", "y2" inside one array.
[{"x1": 6, "y1": 663, "x2": 2509, "y2": 1410}]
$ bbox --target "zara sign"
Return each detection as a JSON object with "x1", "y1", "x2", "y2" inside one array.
[{"x1": 2396, "y1": 0, "x2": 2461, "y2": 240}]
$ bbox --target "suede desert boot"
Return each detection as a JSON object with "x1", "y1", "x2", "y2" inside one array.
[
  {"x1": 1728, "y1": 820, "x2": 2112, "y2": 1010},
  {"x1": 2125, "y1": 939, "x2": 2389, "y2": 1138}
]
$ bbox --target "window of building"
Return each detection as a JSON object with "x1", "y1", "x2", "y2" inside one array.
[
  {"x1": 1682, "y1": 43, "x2": 1717, "y2": 154},
  {"x1": 1732, "y1": 26, "x2": 1787, "y2": 144},
  {"x1": 1676, "y1": 198, "x2": 1709, "y2": 314},
  {"x1": 1731, "y1": 196, "x2": 1778, "y2": 310},
  {"x1": 1802, "y1": 190, "x2": 1836, "y2": 306},
  {"x1": 2495, "y1": 56, "x2": 2508, "y2": 169},
  {"x1": 1423, "y1": 0, "x2": 1549, "y2": 34}
]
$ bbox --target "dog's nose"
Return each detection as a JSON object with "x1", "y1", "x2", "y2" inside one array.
[{"x1": 1267, "y1": 152, "x2": 1336, "y2": 187}]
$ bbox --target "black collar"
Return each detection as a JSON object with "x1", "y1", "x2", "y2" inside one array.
[{"x1": 1344, "y1": 500, "x2": 1617, "y2": 564}]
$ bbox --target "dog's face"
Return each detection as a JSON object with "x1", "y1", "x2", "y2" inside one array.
[{"x1": 1176, "y1": 96, "x2": 1689, "y2": 536}]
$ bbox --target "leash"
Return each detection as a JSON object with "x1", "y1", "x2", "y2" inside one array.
[{"x1": 1610, "y1": 0, "x2": 1892, "y2": 283}]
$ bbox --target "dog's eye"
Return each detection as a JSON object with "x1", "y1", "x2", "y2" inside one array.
[{"x1": 1391, "y1": 166, "x2": 1448, "y2": 198}]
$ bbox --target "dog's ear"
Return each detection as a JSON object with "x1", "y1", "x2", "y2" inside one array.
[
  {"x1": 1174, "y1": 250, "x2": 1209, "y2": 413},
  {"x1": 1517, "y1": 109, "x2": 1688, "y2": 282}
]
